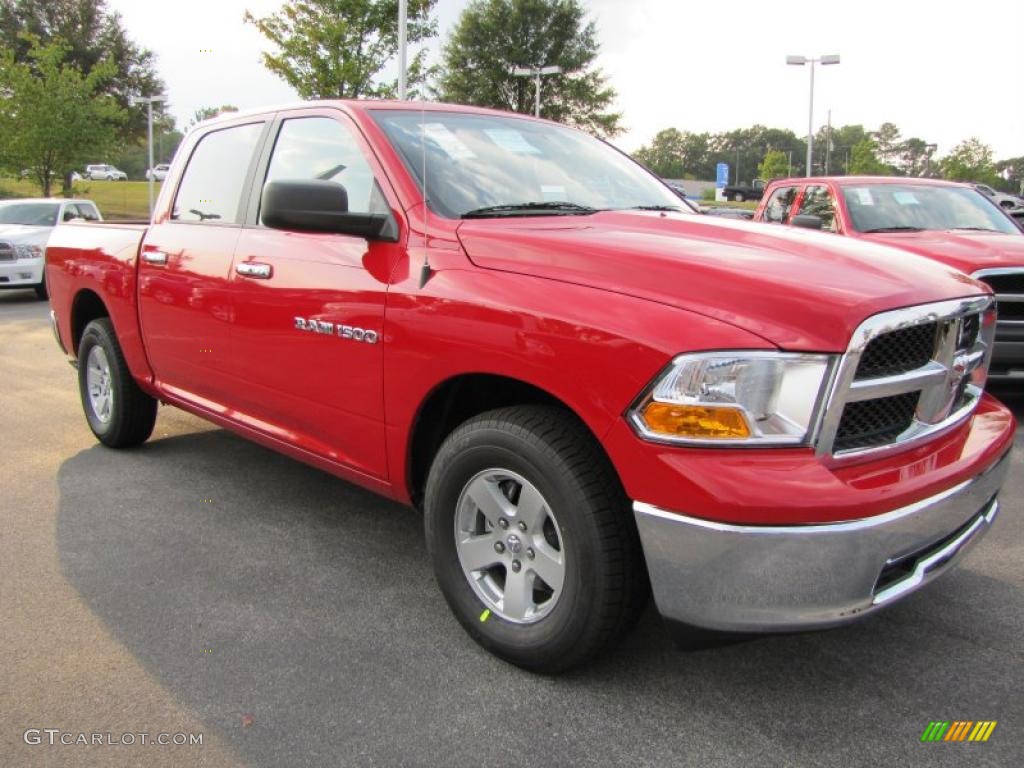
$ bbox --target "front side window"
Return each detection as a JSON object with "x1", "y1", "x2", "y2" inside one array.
[
  {"x1": 842, "y1": 184, "x2": 1019, "y2": 234},
  {"x1": 261, "y1": 116, "x2": 388, "y2": 220},
  {"x1": 172, "y1": 122, "x2": 264, "y2": 224},
  {"x1": 763, "y1": 186, "x2": 798, "y2": 223},
  {"x1": 371, "y1": 110, "x2": 687, "y2": 219},
  {"x1": 799, "y1": 185, "x2": 837, "y2": 231}
]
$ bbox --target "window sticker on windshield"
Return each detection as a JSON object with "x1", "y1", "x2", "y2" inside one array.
[
  {"x1": 541, "y1": 185, "x2": 567, "y2": 202},
  {"x1": 421, "y1": 123, "x2": 475, "y2": 160},
  {"x1": 852, "y1": 187, "x2": 874, "y2": 206},
  {"x1": 893, "y1": 191, "x2": 920, "y2": 205},
  {"x1": 484, "y1": 129, "x2": 541, "y2": 155}
]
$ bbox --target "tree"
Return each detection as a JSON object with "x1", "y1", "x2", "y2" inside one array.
[
  {"x1": 633, "y1": 128, "x2": 687, "y2": 178},
  {"x1": 939, "y1": 138, "x2": 999, "y2": 186},
  {"x1": 245, "y1": 0, "x2": 436, "y2": 99},
  {"x1": 896, "y1": 137, "x2": 935, "y2": 177},
  {"x1": 0, "y1": 0, "x2": 164, "y2": 138},
  {"x1": 758, "y1": 149, "x2": 789, "y2": 181},
  {"x1": 847, "y1": 138, "x2": 889, "y2": 175},
  {"x1": 871, "y1": 121, "x2": 901, "y2": 169},
  {"x1": 0, "y1": 36, "x2": 124, "y2": 195},
  {"x1": 436, "y1": 0, "x2": 621, "y2": 137}
]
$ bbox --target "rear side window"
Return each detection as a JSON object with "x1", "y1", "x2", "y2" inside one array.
[
  {"x1": 173, "y1": 123, "x2": 264, "y2": 224},
  {"x1": 261, "y1": 116, "x2": 388, "y2": 221},
  {"x1": 763, "y1": 186, "x2": 798, "y2": 223},
  {"x1": 799, "y1": 185, "x2": 837, "y2": 231}
]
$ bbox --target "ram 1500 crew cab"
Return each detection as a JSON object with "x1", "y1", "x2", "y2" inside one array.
[{"x1": 46, "y1": 102, "x2": 1015, "y2": 671}]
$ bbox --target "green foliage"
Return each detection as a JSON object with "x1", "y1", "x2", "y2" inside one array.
[
  {"x1": 0, "y1": 36, "x2": 124, "y2": 195},
  {"x1": 244, "y1": 0, "x2": 437, "y2": 99},
  {"x1": 758, "y1": 149, "x2": 789, "y2": 181},
  {"x1": 701, "y1": 187, "x2": 716, "y2": 201},
  {"x1": 939, "y1": 138, "x2": 1000, "y2": 186},
  {"x1": 0, "y1": 0, "x2": 165, "y2": 139},
  {"x1": 632, "y1": 128, "x2": 687, "y2": 178},
  {"x1": 436, "y1": 0, "x2": 621, "y2": 137},
  {"x1": 847, "y1": 138, "x2": 890, "y2": 176}
]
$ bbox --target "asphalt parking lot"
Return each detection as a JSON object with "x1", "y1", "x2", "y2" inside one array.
[{"x1": 2, "y1": 291, "x2": 1022, "y2": 768}]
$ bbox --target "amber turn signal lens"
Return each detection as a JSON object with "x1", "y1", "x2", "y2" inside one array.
[{"x1": 641, "y1": 402, "x2": 751, "y2": 439}]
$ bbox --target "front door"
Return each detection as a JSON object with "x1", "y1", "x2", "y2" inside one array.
[
  {"x1": 138, "y1": 120, "x2": 268, "y2": 409},
  {"x1": 229, "y1": 111, "x2": 403, "y2": 479}
]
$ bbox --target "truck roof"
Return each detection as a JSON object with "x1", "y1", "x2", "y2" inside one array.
[
  {"x1": 766, "y1": 175, "x2": 973, "y2": 189},
  {"x1": 192, "y1": 99, "x2": 555, "y2": 133}
]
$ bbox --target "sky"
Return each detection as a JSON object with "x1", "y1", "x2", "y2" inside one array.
[{"x1": 107, "y1": 0, "x2": 1024, "y2": 161}]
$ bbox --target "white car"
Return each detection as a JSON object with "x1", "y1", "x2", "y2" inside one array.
[
  {"x1": 84, "y1": 164, "x2": 128, "y2": 181},
  {"x1": 974, "y1": 183, "x2": 1024, "y2": 211},
  {"x1": 0, "y1": 198, "x2": 102, "y2": 300},
  {"x1": 145, "y1": 164, "x2": 171, "y2": 181}
]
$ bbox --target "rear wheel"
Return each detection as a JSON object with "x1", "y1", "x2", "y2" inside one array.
[
  {"x1": 425, "y1": 405, "x2": 648, "y2": 672},
  {"x1": 78, "y1": 318, "x2": 157, "y2": 447},
  {"x1": 733, "y1": 192, "x2": 745, "y2": 202}
]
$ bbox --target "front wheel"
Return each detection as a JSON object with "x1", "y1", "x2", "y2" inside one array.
[
  {"x1": 34, "y1": 274, "x2": 48, "y2": 300},
  {"x1": 78, "y1": 318, "x2": 157, "y2": 447},
  {"x1": 425, "y1": 406, "x2": 648, "y2": 672},
  {"x1": 733, "y1": 192, "x2": 745, "y2": 202}
]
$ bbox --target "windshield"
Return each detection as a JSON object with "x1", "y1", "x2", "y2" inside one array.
[
  {"x1": 0, "y1": 202, "x2": 60, "y2": 226},
  {"x1": 371, "y1": 110, "x2": 686, "y2": 219},
  {"x1": 842, "y1": 184, "x2": 1018, "y2": 235}
]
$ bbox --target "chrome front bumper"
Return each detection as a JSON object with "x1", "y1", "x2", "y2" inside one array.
[{"x1": 633, "y1": 450, "x2": 1010, "y2": 633}]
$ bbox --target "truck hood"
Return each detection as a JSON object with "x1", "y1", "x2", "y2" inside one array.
[
  {"x1": 858, "y1": 230, "x2": 1024, "y2": 275},
  {"x1": 457, "y1": 211, "x2": 985, "y2": 351},
  {"x1": 0, "y1": 224, "x2": 51, "y2": 245}
]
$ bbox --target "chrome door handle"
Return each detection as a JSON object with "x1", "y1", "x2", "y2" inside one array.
[
  {"x1": 142, "y1": 250, "x2": 168, "y2": 265},
  {"x1": 235, "y1": 262, "x2": 272, "y2": 279}
]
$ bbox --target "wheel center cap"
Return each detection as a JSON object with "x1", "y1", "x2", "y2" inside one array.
[{"x1": 505, "y1": 534, "x2": 522, "y2": 554}]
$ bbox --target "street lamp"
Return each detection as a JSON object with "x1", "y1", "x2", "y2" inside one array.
[
  {"x1": 786, "y1": 54, "x2": 839, "y2": 177},
  {"x1": 131, "y1": 93, "x2": 167, "y2": 218},
  {"x1": 511, "y1": 65, "x2": 562, "y2": 118}
]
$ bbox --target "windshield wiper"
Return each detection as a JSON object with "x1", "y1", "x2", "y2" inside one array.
[
  {"x1": 625, "y1": 205, "x2": 683, "y2": 211},
  {"x1": 949, "y1": 227, "x2": 1000, "y2": 232},
  {"x1": 461, "y1": 202, "x2": 598, "y2": 219},
  {"x1": 861, "y1": 226, "x2": 923, "y2": 233}
]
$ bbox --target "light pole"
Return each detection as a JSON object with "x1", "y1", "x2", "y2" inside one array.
[
  {"x1": 786, "y1": 54, "x2": 839, "y2": 177},
  {"x1": 131, "y1": 94, "x2": 167, "y2": 218},
  {"x1": 511, "y1": 65, "x2": 562, "y2": 117},
  {"x1": 398, "y1": 0, "x2": 407, "y2": 100}
]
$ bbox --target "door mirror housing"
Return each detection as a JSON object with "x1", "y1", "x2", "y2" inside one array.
[
  {"x1": 791, "y1": 214, "x2": 824, "y2": 230},
  {"x1": 261, "y1": 179, "x2": 395, "y2": 240}
]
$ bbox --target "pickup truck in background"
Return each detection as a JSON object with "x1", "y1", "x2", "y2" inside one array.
[
  {"x1": 46, "y1": 103, "x2": 1014, "y2": 671},
  {"x1": 0, "y1": 197, "x2": 102, "y2": 299},
  {"x1": 753, "y1": 176, "x2": 1024, "y2": 379},
  {"x1": 722, "y1": 178, "x2": 765, "y2": 202}
]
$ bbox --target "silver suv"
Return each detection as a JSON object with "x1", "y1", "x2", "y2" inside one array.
[{"x1": 84, "y1": 164, "x2": 128, "y2": 181}]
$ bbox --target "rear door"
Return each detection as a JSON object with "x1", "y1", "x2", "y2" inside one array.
[
  {"x1": 760, "y1": 184, "x2": 800, "y2": 224},
  {"x1": 138, "y1": 119, "x2": 269, "y2": 408},
  {"x1": 228, "y1": 109, "x2": 403, "y2": 478}
]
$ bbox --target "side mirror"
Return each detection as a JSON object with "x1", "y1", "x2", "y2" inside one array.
[
  {"x1": 261, "y1": 179, "x2": 395, "y2": 240},
  {"x1": 791, "y1": 214, "x2": 824, "y2": 230}
]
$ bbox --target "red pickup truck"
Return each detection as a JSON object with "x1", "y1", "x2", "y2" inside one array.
[
  {"x1": 753, "y1": 176, "x2": 1024, "y2": 379},
  {"x1": 46, "y1": 103, "x2": 1014, "y2": 671}
]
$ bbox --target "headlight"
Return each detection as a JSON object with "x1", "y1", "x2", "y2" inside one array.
[
  {"x1": 14, "y1": 244, "x2": 43, "y2": 260},
  {"x1": 629, "y1": 351, "x2": 834, "y2": 446}
]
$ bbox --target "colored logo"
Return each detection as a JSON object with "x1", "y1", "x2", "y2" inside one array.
[{"x1": 920, "y1": 721, "x2": 997, "y2": 742}]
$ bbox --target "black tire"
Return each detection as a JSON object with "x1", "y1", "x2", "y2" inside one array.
[
  {"x1": 34, "y1": 274, "x2": 48, "y2": 300},
  {"x1": 733, "y1": 192, "x2": 745, "y2": 202},
  {"x1": 424, "y1": 405, "x2": 648, "y2": 672},
  {"x1": 77, "y1": 318, "x2": 157, "y2": 448}
]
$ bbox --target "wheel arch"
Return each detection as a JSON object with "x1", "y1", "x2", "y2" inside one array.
[
  {"x1": 70, "y1": 288, "x2": 110, "y2": 356},
  {"x1": 405, "y1": 373, "x2": 620, "y2": 510}
]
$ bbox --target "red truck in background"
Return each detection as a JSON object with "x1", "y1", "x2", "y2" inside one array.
[
  {"x1": 46, "y1": 103, "x2": 1014, "y2": 671},
  {"x1": 753, "y1": 176, "x2": 1024, "y2": 379}
]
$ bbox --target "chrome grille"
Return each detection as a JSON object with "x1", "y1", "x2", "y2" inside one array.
[
  {"x1": 817, "y1": 296, "x2": 995, "y2": 459},
  {"x1": 973, "y1": 268, "x2": 1024, "y2": 325},
  {"x1": 0, "y1": 241, "x2": 14, "y2": 262}
]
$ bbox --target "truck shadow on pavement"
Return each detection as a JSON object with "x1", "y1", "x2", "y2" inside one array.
[{"x1": 55, "y1": 420, "x2": 1023, "y2": 768}]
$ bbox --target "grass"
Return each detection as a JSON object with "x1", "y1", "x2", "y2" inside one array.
[
  {"x1": 0, "y1": 177, "x2": 156, "y2": 220},
  {"x1": 701, "y1": 199, "x2": 759, "y2": 210}
]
